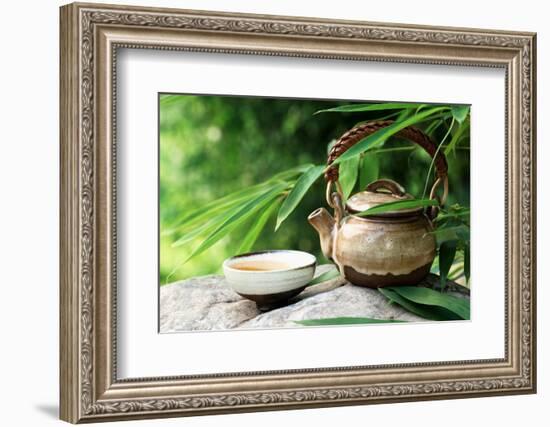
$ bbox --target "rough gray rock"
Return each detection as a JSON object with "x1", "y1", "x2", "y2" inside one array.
[
  {"x1": 159, "y1": 264, "x2": 469, "y2": 332},
  {"x1": 159, "y1": 275, "x2": 257, "y2": 332}
]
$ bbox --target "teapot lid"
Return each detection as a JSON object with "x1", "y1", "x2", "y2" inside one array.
[{"x1": 345, "y1": 179, "x2": 423, "y2": 217}]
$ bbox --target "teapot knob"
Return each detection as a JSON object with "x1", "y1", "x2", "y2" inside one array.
[{"x1": 365, "y1": 179, "x2": 406, "y2": 197}]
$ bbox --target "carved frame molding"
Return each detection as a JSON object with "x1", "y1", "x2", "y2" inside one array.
[{"x1": 60, "y1": 2, "x2": 536, "y2": 423}]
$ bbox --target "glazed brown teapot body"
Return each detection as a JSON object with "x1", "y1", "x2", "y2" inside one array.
[{"x1": 308, "y1": 120, "x2": 448, "y2": 288}]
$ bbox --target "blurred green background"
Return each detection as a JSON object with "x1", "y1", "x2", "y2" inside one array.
[{"x1": 159, "y1": 94, "x2": 470, "y2": 284}]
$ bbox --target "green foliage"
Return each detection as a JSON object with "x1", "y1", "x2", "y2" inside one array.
[
  {"x1": 386, "y1": 286, "x2": 470, "y2": 320},
  {"x1": 451, "y1": 105, "x2": 470, "y2": 124},
  {"x1": 378, "y1": 288, "x2": 453, "y2": 320},
  {"x1": 330, "y1": 107, "x2": 447, "y2": 165},
  {"x1": 431, "y1": 203, "x2": 471, "y2": 286},
  {"x1": 357, "y1": 199, "x2": 438, "y2": 216},
  {"x1": 160, "y1": 95, "x2": 471, "y2": 296},
  {"x1": 238, "y1": 201, "x2": 281, "y2": 254},
  {"x1": 379, "y1": 287, "x2": 467, "y2": 321},
  {"x1": 295, "y1": 317, "x2": 405, "y2": 326},
  {"x1": 275, "y1": 165, "x2": 325, "y2": 230},
  {"x1": 160, "y1": 95, "x2": 347, "y2": 282},
  {"x1": 359, "y1": 153, "x2": 379, "y2": 189},
  {"x1": 167, "y1": 183, "x2": 287, "y2": 281},
  {"x1": 338, "y1": 155, "x2": 360, "y2": 199},
  {"x1": 438, "y1": 241, "x2": 458, "y2": 288},
  {"x1": 315, "y1": 102, "x2": 421, "y2": 114}
]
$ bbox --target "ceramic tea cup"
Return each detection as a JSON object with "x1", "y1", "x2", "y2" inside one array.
[{"x1": 223, "y1": 250, "x2": 316, "y2": 311}]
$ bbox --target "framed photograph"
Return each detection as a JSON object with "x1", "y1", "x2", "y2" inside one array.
[{"x1": 60, "y1": 2, "x2": 537, "y2": 423}]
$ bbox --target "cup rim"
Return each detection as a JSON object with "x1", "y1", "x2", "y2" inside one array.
[{"x1": 223, "y1": 250, "x2": 316, "y2": 274}]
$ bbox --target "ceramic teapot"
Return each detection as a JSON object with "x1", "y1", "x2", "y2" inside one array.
[{"x1": 308, "y1": 120, "x2": 448, "y2": 288}]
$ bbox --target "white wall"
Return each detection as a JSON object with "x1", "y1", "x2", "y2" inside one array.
[{"x1": 0, "y1": 0, "x2": 546, "y2": 425}]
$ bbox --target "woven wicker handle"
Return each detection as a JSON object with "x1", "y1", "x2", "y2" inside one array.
[{"x1": 325, "y1": 120, "x2": 449, "y2": 210}]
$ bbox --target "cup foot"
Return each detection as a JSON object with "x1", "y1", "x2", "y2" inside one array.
[{"x1": 237, "y1": 286, "x2": 306, "y2": 312}]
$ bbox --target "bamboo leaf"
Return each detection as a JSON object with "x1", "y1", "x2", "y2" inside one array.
[
  {"x1": 358, "y1": 199, "x2": 438, "y2": 217},
  {"x1": 275, "y1": 165, "x2": 325, "y2": 230},
  {"x1": 438, "y1": 240, "x2": 458, "y2": 288},
  {"x1": 165, "y1": 181, "x2": 276, "y2": 234},
  {"x1": 456, "y1": 226, "x2": 470, "y2": 242},
  {"x1": 434, "y1": 209, "x2": 470, "y2": 222},
  {"x1": 430, "y1": 224, "x2": 470, "y2": 245},
  {"x1": 294, "y1": 317, "x2": 404, "y2": 326},
  {"x1": 422, "y1": 111, "x2": 454, "y2": 122},
  {"x1": 444, "y1": 120, "x2": 469, "y2": 156},
  {"x1": 379, "y1": 288, "x2": 455, "y2": 321},
  {"x1": 314, "y1": 102, "x2": 420, "y2": 115},
  {"x1": 354, "y1": 111, "x2": 401, "y2": 126},
  {"x1": 359, "y1": 154, "x2": 379, "y2": 189},
  {"x1": 171, "y1": 210, "x2": 230, "y2": 247},
  {"x1": 451, "y1": 105, "x2": 470, "y2": 124},
  {"x1": 166, "y1": 165, "x2": 308, "y2": 236},
  {"x1": 338, "y1": 155, "x2": 360, "y2": 199},
  {"x1": 386, "y1": 286, "x2": 470, "y2": 320},
  {"x1": 425, "y1": 119, "x2": 444, "y2": 136},
  {"x1": 371, "y1": 146, "x2": 415, "y2": 155},
  {"x1": 306, "y1": 268, "x2": 341, "y2": 286},
  {"x1": 269, "y1": 164, "x2": 313, "y2": 181},
  {"x1": 179, "y1": 184, "x2": 287, "y2": 266},
  {"x1": 332, "y1": 107, "x2": 447, "y2": 165},
  {"x1": 159, "y1": 94, "x2": 182, "y2": 106},
  {"x1": 396, "y1": 107, "x2": 413, "y2": 121},
  {"x1": 237, "y1": 200, "x2": 280, "y2": 254}
]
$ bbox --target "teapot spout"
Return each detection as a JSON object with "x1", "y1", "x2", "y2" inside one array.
[{"x1": 308, "y1": 208, "x2": 335, "y2": 260}]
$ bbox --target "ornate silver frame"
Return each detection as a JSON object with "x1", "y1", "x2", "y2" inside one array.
[{"x1": 60, "y1": 2, "x2": 537, "y2": 423}]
